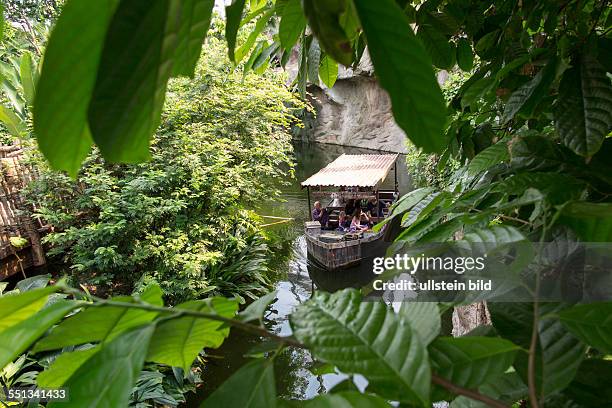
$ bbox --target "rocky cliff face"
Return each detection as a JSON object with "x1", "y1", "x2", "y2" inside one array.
[
  {"x1": 293, "y1": 52, "x2": 408, "y2": 153},
  {"x1": 305, "y1": 77, "x2": 408, "y2": 153}
]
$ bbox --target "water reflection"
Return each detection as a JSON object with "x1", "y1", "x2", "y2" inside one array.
[{"x1": 187, "y1": 142, "x2": 411, "y2": 404}]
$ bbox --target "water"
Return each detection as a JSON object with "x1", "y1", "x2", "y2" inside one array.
[{"x1": 187, "y1": 141, "x2": 411, "y2": 404}]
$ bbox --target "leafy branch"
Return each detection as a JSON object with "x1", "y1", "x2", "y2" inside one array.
[
  {"x1": 63, "y1": 286, "x2": 511, "y2": 407},
  {"x1": 62, "y1": 287, "x2": 305, "y2": 350}
]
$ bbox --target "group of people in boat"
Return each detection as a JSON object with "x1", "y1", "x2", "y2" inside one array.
[{"x1": 311, "y1": 197, "x2": 389, "y2": 233}]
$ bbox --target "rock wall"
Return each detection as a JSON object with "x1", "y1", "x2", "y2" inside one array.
[
  {"x1": 304, "y1": 77, "x2": 408, "y2": 153},
  {"x1": 293, "y1": 52, "x2": 408, "y2": 153}
]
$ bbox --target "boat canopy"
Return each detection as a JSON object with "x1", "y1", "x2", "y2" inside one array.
[{"x1": 301, "y1": 153, "x2": 398, "y2": 188}]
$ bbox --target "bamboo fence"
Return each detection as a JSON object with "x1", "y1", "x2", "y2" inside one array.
[{"x1": 0, "y1": 143, "x2": 46, "y2": 280}]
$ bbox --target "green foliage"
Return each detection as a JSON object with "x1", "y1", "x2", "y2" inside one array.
[
  {"x1": 2, "y1": 0, "x2": 612, "y2": 407},
  {"x1": 291, "y1": 289, "x2": 431, "y2": 406},
  {"x1": 32, "y1": 0, "x2": 117, "y2": 176},
  {"x1": 172, "y1": 0, "x2": 215, "y2": 77},
  {"x1": 559, "y1": 303, "x2": 612, "y2": 354},
  {"x1": 429, "y1": 337, "x2": 519, "y2": 389},
  {"x1": 47, "y1": 325, "x2": 155, "y2": 408},
  {"x1": 86, "y1": 0, "x2": 181, "y2": 164},
  {"x1": 25, "y1": 34, "x2": 300, "y2": 301},
  {"x1": 399, "y1": 302, "x2": 441, "y2": 346},
  {"x1": 353, "y1": 0, "x2": 447, "y2": 153},
  {"x1": 279, "y1": 0, "x2": 306, "y2": 51},
  {"x1": 203, "y1": 358, "x2": 276, "y2": 407},
  {"x1": 146, "y1": 297, "x2": 238, "y2": 371},
  {"x1": 318, "y1": 54, "x2": 338, "y2": 88}
]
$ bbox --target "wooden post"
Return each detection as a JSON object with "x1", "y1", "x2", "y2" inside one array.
[
  {"x1": 307, "y1": 186, "x2": 312, "y2": 220},
  {"x1": 394, "y1": 163, "x2": 398, "y2": 193}
]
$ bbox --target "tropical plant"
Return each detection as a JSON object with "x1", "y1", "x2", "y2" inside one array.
[
  {"x1": 22, "y1": 28, "x2": 302, "y2": 301},
  {"x1": 0, "y1": 0, "x2": 611, "y2": 407}
]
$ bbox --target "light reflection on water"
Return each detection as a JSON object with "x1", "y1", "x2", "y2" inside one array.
[{"x1": 187, "y1": 142, "x2": 411, "y2": 404}]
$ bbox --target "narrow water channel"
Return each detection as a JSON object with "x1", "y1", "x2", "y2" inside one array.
[{"x1": 187, "y1": 141, "x2": 412, "y2": 404}]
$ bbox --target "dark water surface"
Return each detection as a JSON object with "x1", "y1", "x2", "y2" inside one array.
[{"x1": 186, "y1": 142, "x2": 412, "y2": 404}]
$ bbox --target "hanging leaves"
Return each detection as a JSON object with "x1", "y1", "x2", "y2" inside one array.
[
  {"x1": 279, "y1": 0, "x2": 306, "y2": 51},
  {"x1": 318, "y1": 54, "x2": 338, "y2": 88},
  {"x1": 291, "y1": 289, "x2": 431, "y2": 406},
  {"x1": 226, "y1": 0, "x2": 247, "y2": 62},
  {"x1": 33, "y1": 0, "x2": 119, "y2": 176},
  {"x1": 554, "y1": 55, "x2": 612, "y2": 157},
  {"x1": 353, "y1": 0, "x2": 447, "y2": 153},
  {"x1": 302, "y1": 0, "x2": 353, "y2": 66}
]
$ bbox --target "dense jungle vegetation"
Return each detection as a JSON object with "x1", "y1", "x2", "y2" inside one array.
[
  {"x1": 0, "y1": 0, "x2": 611, "y2": 407},
  {"x1": 24, "y1": 22, "x2": 302, "y2": 302}
]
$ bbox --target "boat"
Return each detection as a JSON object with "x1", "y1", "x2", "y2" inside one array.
[{"x1": 301, "y1": 153, "x2": 400, "y2": 270}]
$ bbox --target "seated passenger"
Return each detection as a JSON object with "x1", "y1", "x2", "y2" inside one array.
[
  {"x1": 311, "y1": 201, "x2": 322, "y2": 222},
  {"x1": 366, "y1": 198, "x2": 378, "y2": 217},
  {"x1": 350, "y1": 213, "x2": 368, "y2": 232},
  {"x1": 337, "y1": 211, "x2": 350, "y2": 231},
  {"x1": 360, "y1": 210, "x2": 372, "y2": 228},
  {"x1": 320, "y1": 208, "x2": 330, "y2": 228}
]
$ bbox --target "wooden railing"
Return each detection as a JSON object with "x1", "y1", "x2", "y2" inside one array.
[{"x1": 0, "y1": 143, "x2": 46, "y2": 280}]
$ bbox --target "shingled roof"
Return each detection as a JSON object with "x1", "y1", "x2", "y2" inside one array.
[{"x1": 301, "y1": 154, "x2": 398, "y2": 188}]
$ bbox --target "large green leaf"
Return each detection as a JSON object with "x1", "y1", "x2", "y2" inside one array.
[
  {"x1": 147, "y1": 297, "x2": 238, "y2": 371},
  {"x1": 373, "y1": 187, "x2": 435, "y2": 232},
  {"x1": 456, "y1": 38, "x2": 474, "y2": 72},
  {"x1": 33, "y1": 0, "x2": 119, "y2": 177},
  {"x1": 488, "y1": 302, "x2": 533, "y2": 348},
  {"x1": 243, "y1": 41, "x2": 265, "y2": 75},
  {"x1": 502, "y1": 57, "x2": 558, "y2": 124},
  {"x1": 226, "y1": 0, "x2": 247, "y2": 62},
  {"x1": 291, "y1": 289, "x2": 431, "y2": 405},
  {"x1": 401, "y1": 192, "x2": 450, "y2": 228},
  {"x1": 429, "y1": 337, "x2": 519, "y2": 389},
  {"x1": 47, "y1": 325, "x2": 155, "y2": 408},
  {"x1": 353, "y1": 0, "x2": 447, "y2": 153},
  {"x1": 235, "y1": 8, "x2": 274, "y2": 63},
  {"x1": 238, "y1": 290, "x2": 277, "y2": 324},
  {"x1": 493, "y1": 173, "x2": 585, "y2": 205},
  {"x1": 528, "y1": 305, "x2": 587, "y2": 397},
  {"x1": 307, "y1": 38, "x2": 321, "y2": 84},
  {"x1": 279, "y1": 0, "x2": 306, "y2": 51},
  {"x1": 300, "y1": 391, "x2": 392, "y2": 407},
  {"x1": 37, "y1": 346, "x2": 100, "y2": 388},
  {"x1": 34, "y1": 285, "x2": 163, "y2": 352},
  {"x1": 0, "y1": 300, "x2": 80, "y2": 369},
  {"x1": 0, "y1": 286, "x2": 58, "y2": 332},
  {"x1": 203, "y1": 358, "x2": 276, "y2": 408},
  {"x1": 461, "y1": 225, "x2": 527, "y2": 250},
  {"x1": 464, "y1": 142, "x2": 509, "y2": 179},
  {"x1": 558, "y1": 202, "x2": 612, "y2": 242},
  {"x1": 399, "y1": 302, "x2": 440, "y2": 345},
  {"x1": 171, "y1": 0, "x2": 215, "y2": 77},
  {"x1": 450, "y1": 371, "x2": 527, "y2": 408},
  {"x1": 0, "y1": 104, "x2": 26, "y2": 138},
  {"x1": 490, "y1": 303, "x2": 587, "y2": 397},
  {"x1": 554, "y1": 55, "x2": 612, "y2": 157},
  {"x1": 319, "y1": 54, "x2": 338, "y2": 88},
  {"x1": 417, "y1": 25, "x2": 453, "y2": 70},
  {"x1": 19, "y1": 51, "x2": 36, "y2": 107},
  {"x1": 558, "y1": 303, "x2": 612, "y2": 353},
  {"x1": 302, "y1": 0, "x2": 352, "y2": 66},
  {"x1": 87, "y1": 0, "x2": 181, "y2": 164},
  {"x1": 564, "y1": 358, "x2": 612, "y2": 407},
  {"x1": 509, "y1": 135, "x2": 584, "y2": 173}
]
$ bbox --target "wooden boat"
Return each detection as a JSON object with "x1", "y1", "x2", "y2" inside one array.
[{"x1": 301, "y1": 153, "x2": 399, "y2": 270}]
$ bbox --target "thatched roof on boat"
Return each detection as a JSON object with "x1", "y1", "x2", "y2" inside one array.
[{"x1": 301, "y1": 154, "x2": 398, "y2": 188}]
